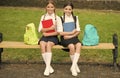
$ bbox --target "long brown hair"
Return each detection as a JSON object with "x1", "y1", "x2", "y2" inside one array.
[
  {"x1": 63, "y1": 2, "x2": 75, "y2": 22},
  {"x1": 43, "y1": 0, "x2": 56, "y2": 20}
]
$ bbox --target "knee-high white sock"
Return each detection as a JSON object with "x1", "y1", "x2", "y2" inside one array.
[
  {"x1": 42, "y1": 52, "x2": 54, "y2": 76},
  {"x1": 45, "y1": 52, "x2": 52, "y2": 67},
  {"x1": 42, "y1": 52, "x2": 49, "y2": 76},
  {"x1": 70, "y1": 53, "x2": 80, "y2": 76},
  {"x1": 71, "y1": 53, "x2": 80, "y2": 68},
  {"x1": 42, "y1": 53, "x2": 46, "y2": 63},
  {"x1": 70, "y1": 54, "x2": 80, "y2": 73},
  {"x1": 70, "y1": 55, "x2": 74, "y2": 61}
]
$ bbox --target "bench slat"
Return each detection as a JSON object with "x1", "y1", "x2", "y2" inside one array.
[{"x1": 0, "y1": 41, "x2": 115, "y2": 49}]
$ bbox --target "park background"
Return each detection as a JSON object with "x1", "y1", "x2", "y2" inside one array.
[{"x1": 0, "y1": 0, "x2": 120, "y2": 65}]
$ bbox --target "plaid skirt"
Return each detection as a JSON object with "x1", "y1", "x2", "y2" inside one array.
[
  {"x1": 60, "y1": 36, "x2": 80, "y2": 47},
  {"x1": 38, "y1": 36, "x2": 59, "y2": 45}
]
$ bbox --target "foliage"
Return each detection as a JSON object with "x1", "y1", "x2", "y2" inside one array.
[{"x1": 0, "y1": 0, "x2": 120, "y2": 10}]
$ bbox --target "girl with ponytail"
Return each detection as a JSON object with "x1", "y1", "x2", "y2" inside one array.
[
  {"x1": 59, "y1": 2, "x2": 82, "y2": 77},
  {"x1": 38, "y1": 0, "x2": 62, "y2": 76}
]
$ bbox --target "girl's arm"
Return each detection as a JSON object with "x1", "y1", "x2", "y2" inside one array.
[
  {"x1": 63, "y1": 16, "x2": 81, "y2": 39},
  {"x1": 41, "y1": 24, "x2": 56, "y2": 33},
  {"x1": 59, "y1": 29, "x2": 76, "y2": 36},
  {"x1": 43, "y1": 32, "x2": 58, "y2": 37},
  {"x1": 63, "y1": 31, "x2": 80, "y2": 39},
  {"x1": 38, "y1": 15, "x2": 56, "y2": 33}
]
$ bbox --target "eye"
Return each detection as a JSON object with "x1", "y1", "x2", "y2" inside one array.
[
  {"x1": 47, "y1": 6, "x2": 50, "y2": 8},
  {"x1": 69, "y1": 9, "x2": 72, "y2": 10},
  {"x1": 65, "y1": 8, "x2": 68, "y2": 10},
  {"x1": 51, "y1": 6, "x2": 54, "y2": 8}
]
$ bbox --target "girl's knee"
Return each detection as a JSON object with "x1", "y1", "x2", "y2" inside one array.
[
  {"x1": 77, "y1": 43, "x2": 81, "y2": 46},
  {"x1": 46, "y1": 42, "x2": 55, "y2": 52},
  {"x1": 47, "y1": 42, "x2": 55, "y2": 47},
  {"x1": 68, "y1": 44, "x2": 75, "y2": 49},
  {"x1": 76, "y1": 43, "x2": 82, "y2": 47},
  {"x1": 68, "y1": 44, "x2": 75, "y2": 53},
  {"x1": 40, "y1": 41, "x2": 46, "y2": 46}
]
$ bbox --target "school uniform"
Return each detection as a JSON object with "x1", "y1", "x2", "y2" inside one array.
[
  {"x1": 38, "y1": 13, "x2": 62, "y2": 45},
  {"x1": 58, "y1": 15, "x2": 81, "y2": 47}
]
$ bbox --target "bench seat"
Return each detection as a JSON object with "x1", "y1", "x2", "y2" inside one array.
[
  {"x1": 0, "y1": 41, "x2": 115, "y2": 49},
  {"x1": 0, "y1": 33, "x2": 118, "y2": 70}
]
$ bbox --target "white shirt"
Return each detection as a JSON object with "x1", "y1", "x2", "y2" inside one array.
[
  {"x1": 38, "y1": 13, "x2": 62, "y2": 32},
  {"x1": 58, "y1": 14, "x2": 81, "y2": 32}
]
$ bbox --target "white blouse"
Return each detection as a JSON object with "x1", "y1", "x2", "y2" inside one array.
[
  {"x1": 58, "y1": 14, "x2": 81, "y2": 32},
  {"x1": 38, "y1": 13, "x2": 63, "y2": 32}
]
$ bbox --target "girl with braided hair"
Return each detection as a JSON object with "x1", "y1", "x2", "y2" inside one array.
[
  {"x1": 38, "y1": 0, "x2": 62, "y2": 76},
  {"x1": 59, "y1": 2, "x2": 82, "y2": 76}
]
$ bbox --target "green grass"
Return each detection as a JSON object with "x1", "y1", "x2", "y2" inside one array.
[{"x1": 0, "y1": 7, "x2": 120, "y2": 63}]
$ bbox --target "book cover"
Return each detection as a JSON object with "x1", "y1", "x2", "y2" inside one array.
[
  {"x1": 42, "y1": 19, "x2": 55, "y2": 33},
  {"x1": 63, "y1": 22, "x2": 75, "y2": 32}
]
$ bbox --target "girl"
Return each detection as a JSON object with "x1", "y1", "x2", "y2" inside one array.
[
  {"x1": 59, "y1": 2, "x2": 82, "y2": 76},
  {"x1": 38, "y1": 0, "x2": 62, "y2": 76}
]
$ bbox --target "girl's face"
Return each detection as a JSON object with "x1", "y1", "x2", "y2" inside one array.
[
  {"x1": 64, "y1": 5, "x2": 73, "y2": 16},
  {"x1": 46, "y1": 3, "x2": 55, "y2": 14}
]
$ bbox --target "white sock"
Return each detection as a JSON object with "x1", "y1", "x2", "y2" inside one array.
[
  {"x1": 70, "y1": 54, "x2": 80, "y2": 73},
  {"x1": 70, "y1": 55, "x2": 74, "y2": 61},
  {"x1": 72, "y1": 53, "x2": 80, "y2": 67},
  {"x1": 71, "y1": 53, "x2": 80, "y2": 76},
  {"x1": 46, "y1": 52, "x2": 54, "y2": 73},
  {"x1": 42, "y1": 52, "x2": 54, "y2": 76},
  {"x1": 42, "y1": 53, "x2": 46, "y2": 63}
]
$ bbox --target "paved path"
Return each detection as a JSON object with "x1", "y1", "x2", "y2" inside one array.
[{"x1": 0, "y1": 63, "x2": 120, "y2": 78}]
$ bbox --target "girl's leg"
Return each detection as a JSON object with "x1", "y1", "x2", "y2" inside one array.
[
  {"x1": 68, "y1": 44, "x2": 77, "y2": 76},
  {"x1": 71, "y1": 43, "x2": 81, "y2": 74},
  {"x1": 40, "y1": 41, "x2": 47, "y2": 63},
  {"x1": 43, "y1": 41, "x2": 55, "y2": 76},
  {"x1": 40, "y1": 41, "x2": 49, "y2": 76},
  {"x1": 70, "y1": 54, "x2": 80, "y2": 73},
  {"x1": 68, "y1": 44, "x2": 75, "y2": 55},
  {"x1": 71, "y1": 52, "x2": 80, "y2": 76},
  {"x1": 40, "y1": 41, "x2": 47, "y2": 53},
  {"x1": 75, "y1": 43, "x2": 81, "y2": 54},
  {"x1": 47, "y1": 41, "x2": 55, "y2": 52}
]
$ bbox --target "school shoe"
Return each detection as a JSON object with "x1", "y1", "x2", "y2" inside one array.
[
  {"x1": 70, "y1": 67, "x2": 78, "y2": 76},
  {"x1": 44, "y1": 66, "x2": 50, "y2": 76},
  {"x1": 76, "y1": 65, "x2": 80, "y2": 73},
  {"x1": 44, "y1": 66, "x2": 54, "y2": 76},
  {"x1": 49, "y1": 66, "x2": 54, "y2": 74}
]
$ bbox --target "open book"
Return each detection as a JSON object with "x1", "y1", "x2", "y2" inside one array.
[
  {"x1": 63, "y1": 22, "x2": 75, "y2": 32},
  {"x1": 42, "y1": 19, "x2": 55, "y2": 33}
]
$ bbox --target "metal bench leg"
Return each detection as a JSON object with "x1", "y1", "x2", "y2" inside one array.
[
  {"x1": 0, "y1": 48, "x2": 3, "y2": 69},
  {"x1": 0, "y1": 33, "x2": 3, "y2": 69},
  {"x1": 112, "y1": 33, "x2": 118, "y2": 71}
]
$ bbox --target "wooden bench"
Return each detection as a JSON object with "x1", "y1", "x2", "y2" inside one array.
[{"x1": 0, "y1": 33, "x2": 118, "y2": 69}]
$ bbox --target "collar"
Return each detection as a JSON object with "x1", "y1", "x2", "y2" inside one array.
[
  {"x1": 65, "y1": 14, "x2": 72, "y2": 18},
  {"x1": 46, "y1": 13, "x2": 55, "y2": 17}
]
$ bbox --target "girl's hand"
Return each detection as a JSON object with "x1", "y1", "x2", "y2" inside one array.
[
  {"x1": 43, "y1": 32, "x2": 48, "y2": 37},
  {"x1": 64, "y1": 35, "x2": 72, "y2": 39},
  {"x1": 51, "y1": 25, "x2": 55, "y2": 29},
  {"x1": 50, "y1": 24, "x2": 56, "y2": 30},
  {"x1": 72, "y1": 29, "x2": 77, "y2": 34}
]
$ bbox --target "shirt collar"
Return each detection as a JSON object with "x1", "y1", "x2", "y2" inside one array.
[
  {"x1": 46, "y1": 13, "x2": 55, "y2": 17},
  {"x1": 65, "y1": 14, "x2": 72, "y2": 18}
]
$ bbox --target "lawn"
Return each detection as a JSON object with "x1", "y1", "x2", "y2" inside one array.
[{"x1": 0, "y1": 7, "x2": 120, "y2": 64}]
